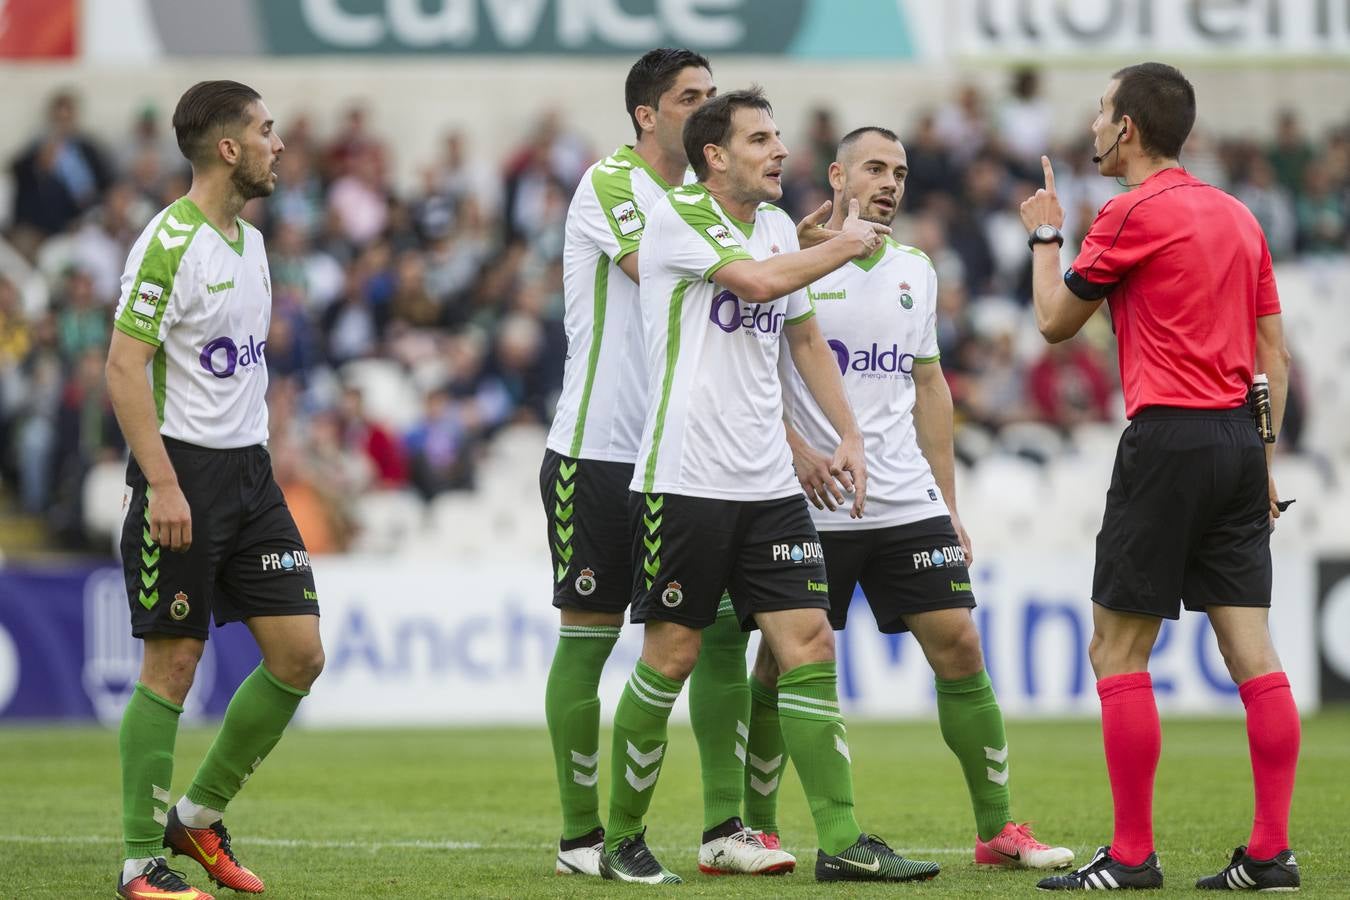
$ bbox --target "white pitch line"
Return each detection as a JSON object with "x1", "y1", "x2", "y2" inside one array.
[{"x1": 0, "y1": 834, "x2": 970, "y2": 855}]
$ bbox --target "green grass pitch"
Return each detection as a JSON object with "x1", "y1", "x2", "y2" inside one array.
[{"x1": 2, "y1": 711, "x2": 1346, "y2": 897}]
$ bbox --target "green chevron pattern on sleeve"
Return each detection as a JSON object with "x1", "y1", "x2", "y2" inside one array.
[
  {"x1": 668, "y1": 186, "x2": 754, "y2": 275},
  {"x1": 591, "y1": 155, "x2": 644, "y2": 262},
  {"x1": 115, "y1": 198, "x2": 204, "y2": 348}
]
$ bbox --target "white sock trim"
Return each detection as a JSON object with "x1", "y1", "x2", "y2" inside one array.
[{"x1": 175, "y1": 796, "x2": 224, "y2": 829}]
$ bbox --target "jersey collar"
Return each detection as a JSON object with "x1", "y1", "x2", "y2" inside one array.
[
  {"x1": 850, "y1": 239, "x2": 888, "y2": 271},
  {"x1": 615, "y1": 144, "x2": 682, "y2": 192}
]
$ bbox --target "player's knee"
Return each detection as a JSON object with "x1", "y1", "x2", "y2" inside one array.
[
  {"x1": 1215, "y1": 639, "x2": 1280, "y2": 685},
  {"x1": 271, "y1": 645, "x2": 325, "y2": 691},
  {"x1": 930, "y1": 625, "x2": 985, "y2": 680},
  {"x1": 141, "y1": 641, "x2": 204, "y2": 703},
  {"x1": 751, "y1": 644, "x2": 781, "y2": 686}
]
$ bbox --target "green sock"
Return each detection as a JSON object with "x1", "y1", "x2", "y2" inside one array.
[
  {"x1": 121, "y1": 683, "x2": 183, "y2": 858},
  {"x1": 935, "y1": 670, "x2": 1012, "y2": 841},
  {"x1": 185, "y1": 665, "x2": 307, "y2": 810},
  {"x1": 688, "y1": 598, "x2": 751, "y2": 831},
  {"x1": 743, "y1": 674, "x2": 786, "y2": 833},
  {"x1": 776, "y1": 662, "x2": 860, "y2": 856},
  {"x1": 605, "y1": 660, "x2": 683, "y2": 852},
  {"x1": 545, "y1": 624, "x2": 620, "y2": 839}
]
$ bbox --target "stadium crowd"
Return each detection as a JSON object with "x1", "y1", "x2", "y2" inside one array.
[{"x1": 0, "y1": 71, "x2": 1341, "y2": 552}]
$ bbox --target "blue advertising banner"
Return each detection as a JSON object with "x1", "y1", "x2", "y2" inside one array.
[{"x1": 0, "y1": 566, "x2": 259, "y2": 722}]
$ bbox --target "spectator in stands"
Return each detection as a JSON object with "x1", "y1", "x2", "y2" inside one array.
[
  {"x1": 1268, "y1": 109, "x2": 1315, "y2": 196},
  {"x1": 999, "y1": 67, "x2": 1052, "y2": 166},
  {"x1": 1294, "y1": 161, "x2": 1347, "y2": 254},
  {"x1": 1027, "y1": 339, "x2": 1114, "y2": 430},
  {"x1": 405, "y1": 387, "x2": 474, "y2": 497},
  {"x1": 8, "y1": 91, "x2": 113, "y2": 248},
  {"x1": 1237, "y1": 157, "x2": 1298, "y2": 260},
  {"x1": 337, "y1": 385, "x2": 407, "y2": 488}
]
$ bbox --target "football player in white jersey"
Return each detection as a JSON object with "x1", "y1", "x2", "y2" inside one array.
[
  {"x1": 541, "y1": 49, "x2": 798, "y2": 879},
  {"x1": 597, "y1": 88, "x2": 941, "y2": 885},
  {"x1": 106, "y1": 81, "x2": 324, "y2": 900},
  {"x1": 745, "y1": 126, "x2": 1074, "y2": 872}
]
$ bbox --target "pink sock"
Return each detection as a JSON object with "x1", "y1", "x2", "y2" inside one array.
[
  {"x1": 1239, "y1": 672, "x2": 1300, "y2": 859},
  {"x1": 1097, "y1": 672, "x2": 1159, "y2": 866}
]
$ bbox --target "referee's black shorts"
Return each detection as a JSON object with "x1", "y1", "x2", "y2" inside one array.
[{"x1": 1092, "y1": 406, "x2": 1271, "y2": 619}]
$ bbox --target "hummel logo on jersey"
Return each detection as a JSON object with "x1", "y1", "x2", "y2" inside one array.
[
  {"x1": 913, "y1": 545, "x2": 966, "y2": 570},
  {"x1": 611, "y1": 201, "x2": 642, "y2": 236},
  {"x1": 705, "y1": 224, "x2": 740, "y2": 248},
  {"x1": 132, "y1": 282, "x2": 165, "y2": 318},
  {"x1": 808, "y1": 286, "x2": 846, "y2": 302},
  {"x1": 207, "y1": 279, "x2": 234, "y2": 294}
]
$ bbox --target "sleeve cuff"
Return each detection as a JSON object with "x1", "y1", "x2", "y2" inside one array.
[
  {"x1": 785, "y1": 308, "x2": 815, "y2": 326},
  {"x1": 703, "y1": 251, "x2": 753, "y2": 282},
  {"x1": 1064, "y1": 267, "x2": 1117, "y2": 301},
  {"x1": 114, "y1": 318, "x2": 163, "y2": 347},
  {"x1": 914, "y1": 353, "x2": 941, "y2": 364}
]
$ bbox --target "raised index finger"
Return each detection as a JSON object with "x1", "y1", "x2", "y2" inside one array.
[{"x1": 1042, "y1": 155, "x2": 1056, "y2": 194}]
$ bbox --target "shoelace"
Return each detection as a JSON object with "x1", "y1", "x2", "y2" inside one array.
[
  {"x1": 1010, "y1": 822, "x2": 1052, "y2": 849},
  {"x1": 728, "y1": 829, "x2": 766, "y2": 847},
  {"x1": 209, "y1": 822, "x2": 242, "y2": 866},
  {"x1": 862, "y1": 834, "x2": 895, "y2": 854},
  {"x1": 145, "y1": 863, "x2": 194, "y2": 891}
]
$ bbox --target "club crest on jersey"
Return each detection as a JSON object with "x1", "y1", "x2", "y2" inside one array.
[
  {"x1": 170, "y1": 591, "x2": 190, "y2": 621},
  {"x1": 131, "y1": 281, "x2": 165, "y2": 318},
  {"x1": 705, "y1": 224, "x2": 740, "y2": 249},
  {"x1": 899, "y1": 281, "x2": 914, "y2": 310},
  {"x1": 575, "y1": 568, "x2": 597, "y2": 596},
  {"x1": 611, "y1": 201, "x2": 642, "y2": 236},
  {"x1": 661, "y1": 581, "x2": 684, "y2": 607}
]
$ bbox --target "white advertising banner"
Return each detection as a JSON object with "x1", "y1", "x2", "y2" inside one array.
[
  {"x1": 948, "y1": 0, "x2": 1350, "y2": 61},
  {"x1": 298, "y1": 553, "x2": 1319, "y2": 726}
]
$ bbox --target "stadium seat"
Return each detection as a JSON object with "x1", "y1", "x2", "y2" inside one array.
[
  {"x1": 350, "y1": 489, "x2": 427, "y2": 555},
  {"x1": 341, "y1": 359, "x2": 422, "y2": 432},
  {"x1": 81, "y1": 459, "x2": 130, "y2": 547},
  {"x1": 998, "y1": 421, "x2": 1065, "y2": 464}
]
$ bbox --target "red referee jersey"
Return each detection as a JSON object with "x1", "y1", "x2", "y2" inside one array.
[{"x1": 1065, "y1": 167, "x2": 1280, "y2": 418}]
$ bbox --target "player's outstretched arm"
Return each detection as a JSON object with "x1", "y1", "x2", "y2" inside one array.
[
  {"x1": 714, "y1": 199, "x2": 881, "y2": 303},
  {"x1": 913, "y1": 360, "x2": 971, "y2": 563},
  {"x1": 795, "y1": 199, "x2": 892, "y2": 250},
  {"x1": 1020, "y1": 156, "x2": 1103, "y2": 342},
  {"x1": 785, "y1": 316, "x2": 867, "y2": 518},
  {"x1": 106, "y1": 330, "x2": 193, "y2": 551}
]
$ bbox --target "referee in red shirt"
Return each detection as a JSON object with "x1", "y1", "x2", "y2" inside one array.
[{"x1": 1020, "y1": 63, "x2": 1300, "y2": 892}]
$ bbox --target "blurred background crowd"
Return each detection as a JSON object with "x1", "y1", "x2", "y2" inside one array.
[{"x1": 0, "y1": 69, "x2": 1343, "y2": 554}]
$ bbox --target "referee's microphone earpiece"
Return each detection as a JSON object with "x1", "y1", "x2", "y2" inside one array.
[{"x1": 1092, "y1": 127, "x2": 1127, "y2": 164}]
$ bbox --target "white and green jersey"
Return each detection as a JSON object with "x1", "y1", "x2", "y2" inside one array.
[
  {"x1": 113, "y1": 197, "x2": 273, "y2": 450},
  {"x1": 781, "y1": 238, "x2": 943, "y2": 530},
  {"x1": 633, "y1": 184, "x2": 813, "y2": 501},
  {"x1": 547, "y1": 145, "x2": 680, "y2": 464}
]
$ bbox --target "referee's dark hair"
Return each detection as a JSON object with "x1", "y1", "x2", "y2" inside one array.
[
  {"x1": 173, "y1": 80, "x2": 262, "y2": 166},
  {"x1": 683, "y1": 86, "x2": 772, "y2": 181},
  {"x1": 1111, "y1": 62, "x2": 1196, "y2": 160},
  {"x1": 625, "y1": 48, "x2": 713, "y2": 140}
]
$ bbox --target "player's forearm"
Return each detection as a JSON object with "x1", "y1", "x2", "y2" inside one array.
[
  {"x1": 106, "y1": 355, "x2": 178, "y2": 488},
  {"x1": 914, "y1": 371, "x2": 958, "y2": 509},
  {"x1": 790, "y1": 334, "x2": 860, "y2": 441},
  {"x1": 721, "y1": 238, "x2": 859, "y2": 303},
  {"x1": 1032, "y1": 244, "x2": 1073, "y2": 342}
]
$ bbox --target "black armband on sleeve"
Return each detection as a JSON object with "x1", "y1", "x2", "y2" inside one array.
[{"x1": 1064, "y1": 267, "x2": 1116, "y2": 301}]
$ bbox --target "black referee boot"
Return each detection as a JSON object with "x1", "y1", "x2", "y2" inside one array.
[
  {"x1": 1196, "y1": 846, "x2": 1300, "y2": 891},
  {"x1": 1037, "y1": 845, "x2": 1163, "y2": 890}
]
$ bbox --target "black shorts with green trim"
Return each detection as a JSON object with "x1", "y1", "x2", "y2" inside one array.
[
  {"x1": 121, "y1": 438, "x2": 319, "y2": 641},
  {"x1": 628, "y1": 492, "x2": 829, "y2": 630},
  {"x1": 821, "y1": 516, "x2": 976, "y2": 634},
  {"x1": 539, "y1": 449, "x2": 634, "y2": 614}
]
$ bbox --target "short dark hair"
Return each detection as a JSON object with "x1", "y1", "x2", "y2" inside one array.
[
  {"x1": 624, "y1": 48, "x2": 712, "y2": 140},
  {"x1": 1110, "y1": 62, "x2": 1195, "y2": 160},
  {"x1": 682, "y1": 86, "x2": 772, "y2": 181},
  {"x1": 172, "y1": 80, "x2": 261, "y2": 165},
  {"x1": 837, "y1": 126, "x2": 900, "y2": 160}
]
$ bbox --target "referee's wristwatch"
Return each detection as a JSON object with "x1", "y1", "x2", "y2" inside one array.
[{"x1": 1027, "y1": 223, "x2": 1064, "y2": 250}]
